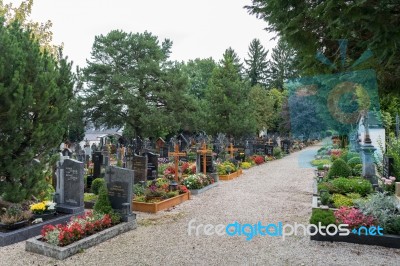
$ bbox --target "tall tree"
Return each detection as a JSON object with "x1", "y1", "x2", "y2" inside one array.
[
  {"x1": 0, "y1": 20, "x2": 74, "y2": 203},
  {"x1": 267, "y1": 39, "x2": 298, "y2": 90},
  {"x1": 83, "y1": 30, "x2": 194, "y2": 138},
  {"x1": 181, "y1": 58, "x2": 216, "y2": 99},
  {"x1": 245, "y1": 38, "x2": 269, "y2": 87},
  {"x1": 248, "y1": 85, "x2": 274, "y2": 134},
  {"x1": 0, "y1": 0, "x2": 61, "y2": 56},
  {"x1": 205, "y1": 48, "x2": 255, "y2": 137}
]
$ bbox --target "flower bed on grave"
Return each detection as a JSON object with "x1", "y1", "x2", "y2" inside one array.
[
  {"x1": 310, "y1": 145, "x2": 400, "y2": 248},
  {"x1": 217, "y1": 161, "x2": 241, "y2": 181},
  {"x1": 182, "y1": 173, "x2": 218, "y2": 195},
  {"x1": 132, "y1": 178, "x2": 190, "y2": 213},
  {"x1": 0, "y1": 201, "x2": 83, "y2": 247},
  {"x1": 25, "y1": 211, "x2": 136, "y2": 260}
]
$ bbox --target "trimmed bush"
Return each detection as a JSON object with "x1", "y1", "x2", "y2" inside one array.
[
  {"x1": 352, "y1": 164, "x2": 363, "y2": 176},
  {"x1": 318, "y1": 182, "x2": 340, "y2": 194},
  {"x1": 327, "y1": 158, "x2": 352, "y2": 179},
  {"x1": 91, "y1": 178, "x2": 105, "y2": 195},
  {"x1": 331, "y1": 177, "x2": 373, "y2": 196},
  {"x1": 93, "y1": 184, "x2": 113, "y2": 214},
  {"x1": 332, "y1": 194, "x2": 353, "y2": 208},
  {"x1": 273, "y1": 147, "x2": 282, "y2": 158},
  {"x1": 310, "y1": 209, "x2": 336, "y2": 226},
  {"x1": 320, "y1": 192, "x2": 332, "y2": 205},
  {"x1": 348, "y1": 157, "x2": 361, "y2": 168},
  {"x1": 346, "y1": 152, "x2": 360, "y2": 162}
]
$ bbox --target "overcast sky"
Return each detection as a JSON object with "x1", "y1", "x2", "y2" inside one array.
[{"x1": 8, "y1": 0, "x2": 277, "y2": 68}]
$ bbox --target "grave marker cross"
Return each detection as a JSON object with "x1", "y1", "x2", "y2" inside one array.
[
  {"x1": 226, "y1": 143, "x2": 238, "y2": 159},
  {"x1": 168, "y1": 144, "x2": 186, "y2": 182},
  {"x1": 197, "y1": 142, "x2": 212, "y2": 175}
]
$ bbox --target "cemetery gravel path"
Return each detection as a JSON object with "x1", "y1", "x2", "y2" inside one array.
[{"x1": 1, "y1": 144, "x2": 400, "y2": 266}]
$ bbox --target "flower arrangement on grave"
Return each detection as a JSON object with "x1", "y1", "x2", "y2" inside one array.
[
  {"x1": 380, "y1": 176, "x2": 397, "y2": 194},
  {"x1": 181, "y1": 162, "x2": 196, "y2": 175},
  {"x1": 163, "y1": 164, "x2": 176, "y2": 181},
  {"x1": 133, "y1": 178, "x2": 189, "y2": 203},
  {"x1": 217, "y1": 161, "x2": 237, "y2": 175},
  {"x1": 0, "y1": 205, "x2": 32, "y2": 226},
  {"x1": 240, "y1": 162, "x2": 252, "y2": 169},
  {"x1": 182, "y1": 173, "x2": 214, "y2": 190},
  {"x1": 41, "y1": 211, "x2": 114, "y2": 247},
  {"x1": 30, "y1": 201, "x2": 56, "y2": 215},
  {"x1": 252, "y1": 155, "x2": 265, "y2": 165},
  {"x1": 334, "y1": 207, "x2": 376, "y2": 229}
]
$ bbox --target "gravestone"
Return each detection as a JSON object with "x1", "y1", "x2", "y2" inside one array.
[
  {"x1": 132, "y1": 155, "x2": 147, "y2": 184},
  {"x1": 234, "y1": 145, "x2": 245, "y2": 161},
  {"x1": 143, "y1": 152, "x2": 158, "y2": 180},
  {"x1": 55, "y1": 158, "x2": 85, "y2": 214},
  {"x1": 177, "y1": 134, "x2": 189, "y2": 151},
  {"x1": 92, "y1": 151, "x2": 103, "y2": 179},
  {"x1": 396, "y1": 182, "x2": 400, "y2": 199},
  {"x1": 383, "y1": 156, "x2": 395, "y2": 178},
  {"x1": 266, "y1": 145, "x2": 274, "y2": 156},
  {"x1": 197, "y1": 154, "x2": 214, "y2": 174},
  {"x1": 281, "y1": 140, "x2": 291, "y2": 154},
  {"x1": 159, "y1": 147, "x2": 169, "y2": 158},
  {"x1": 105, "y1": 166, "x2": 135, "y2": 222},
  {"x1": 254, "y1": 144, "x2": 266, "y2": 155}
]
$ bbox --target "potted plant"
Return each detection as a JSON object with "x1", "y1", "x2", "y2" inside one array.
[
  {"x1": 30, "y1": 201, "x2": 57, "y2": 220},
  {"x1": 0, "y1": 205, "x2": 33, "y2": 230}
]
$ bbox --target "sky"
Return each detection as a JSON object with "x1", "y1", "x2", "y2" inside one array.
[{"x1": 7, "y1": 0, "x2": 277, "y2": 68}]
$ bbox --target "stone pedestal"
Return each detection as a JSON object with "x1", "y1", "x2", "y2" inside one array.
[
  {"x1": 360, "y1": 143, "x2": 377, "y2": 185},
  {"x1": 396, "y1": 182, "x2": 400, "y2": 200}
]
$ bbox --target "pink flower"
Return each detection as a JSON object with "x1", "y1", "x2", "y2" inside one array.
[{"x1": 389, "y1": 176, "x2": 396, "y2": 181}]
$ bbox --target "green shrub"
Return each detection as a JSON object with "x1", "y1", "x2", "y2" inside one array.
[
  {"x1": 346, "y1": 193, "x2": 362, "y2": 200},
  {"x1": 339, "y1": 150, "x2": 348, "y2": 162},
  {"x1": 327, "y1": 158, "x2": 352, "y2": 179},
  {"x1": 331, "y1": 177, "x2": 372, "y2": 196},
  {"x1": 320, "y1": 192, "x2": 331, "y2": 205},
  {"x1": 347, "y1": 157, "x2": 361, "y2": 168},
  {"x1": 332, "y1": 194, "x2": 353, "y2": 208},
  {"x1": 91, "y1": 178, "x2": 105, "y2": 195},
  {"x1": 273, "y1": 147, "x2": 282, "y2": 158},
  {"x1": 93, "y1": 184, "x2": 113, "y2": 214},
  {"x1": 166, "y1": 191, "x2": 179, "y2": 198},
  {"x1": 310, "y1": 209, "x2": 336, "y2": 226},
  {"x1": 385, "y1": 215, "x2": 400, "y2": 235},
  {"x1": 133, "y1": 183, "x2": 145, "y2": 196},
  {"x1": 318, "y1": 182, "x2": 340, "y2": 194},
  {"x1": 346, "y1": 152, "x2": 360, "y2": 162},
  {"x1": 352, "y1": 164, "x2": 363, "y2": 176}
]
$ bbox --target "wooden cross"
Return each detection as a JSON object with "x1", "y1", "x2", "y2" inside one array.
[
  {"x1": 266, "y1": 139, "x2": 273, "y2": 146},
  {"x1": 168, "y1": 144, "x2": 186, "y2": 181},
  {"x1": 197, "y1": 142, "x2": 212, "y2": 174},
  {"x1": 225, "y1": 143, "x2": 238, "y2": 159}
]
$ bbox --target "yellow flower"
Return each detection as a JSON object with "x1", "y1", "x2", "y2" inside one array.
[{"x1": 30, "y1": 202, "x2": 46, "y2": 213}]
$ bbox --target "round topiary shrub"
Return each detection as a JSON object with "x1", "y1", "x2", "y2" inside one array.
[
  {"x1": 352, "y1": 164, "x2": 363, "y2": 176},
  {"x1": 273, "y1": 147, "x2": 282, "y2": 158},
  {"x1": 310, "y1": 209, "x2": 336, "y2": 226},
  {"x1": 346, "y1": 152, "x2": 360, "y2": 162},
  {"x1": 91, "y1": 178, "x2": 105, "y2": 195},
  {"x1": 327, "y1": 158, "x2": 352, "y2": 179},
  {"x1": 93, "y1": 183, "x2": 113, "y2": 214},
  {"x1": 347, "y1": 156, "x2": 361, "y2": 168}
]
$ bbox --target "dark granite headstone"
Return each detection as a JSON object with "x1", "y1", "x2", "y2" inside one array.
[
  {"x1": 133, "y1": 155, "x2": 147, "y2": 184},
  {"x1": 143, "y1": 152, "x2": 158, "y2": 180},
  {"x1": 254, "y1": 144, "x2": 266, "y2": 155},
  {"x1": 105, "y1": 166, "x2": 135, "y2": 222},
  {"x1": 56, "y1": 158, "x2": 84, "y2": 214},
  {"x1": 197, "y1": 154, "x2": 214, "y2": 174},
  {"x1": 92, "y1": 151, "x2": 103, "y2": 178},
  {"x1": 383, "y1": 156, "x2": 395, "y2": 178},
  {"x1": 281, "y1": 140, "x2": 291, "y2": 154},
  {"x1": 266, "y1": 145, "x2": 274, "y2": 156}
]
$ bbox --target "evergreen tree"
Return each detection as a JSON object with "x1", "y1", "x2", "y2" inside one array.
[
  {"x1": 0, "y1": 20, "x2": 74, "y2": 203},
  {"x1": 245, "y1": 39, "x2": 269, "y2": 87},
  {"x1": 93, "y1": 184, "x2": 113, "y2": 214},
  {"x1": 267, "y1": 39, "x2": 298, "y2": 90},
  {"x1": 83, "y1": 30, "x2": 195, "y2": 138},
  {"x1": 181, "y1": 58, "x2": 216, "y2": 99},
  {"x1": 248, "y1": 85, "x2": 274, "y2": 134},
  {"x1": 205, "y1": 48, "x2": 255, "y2": 137}
]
